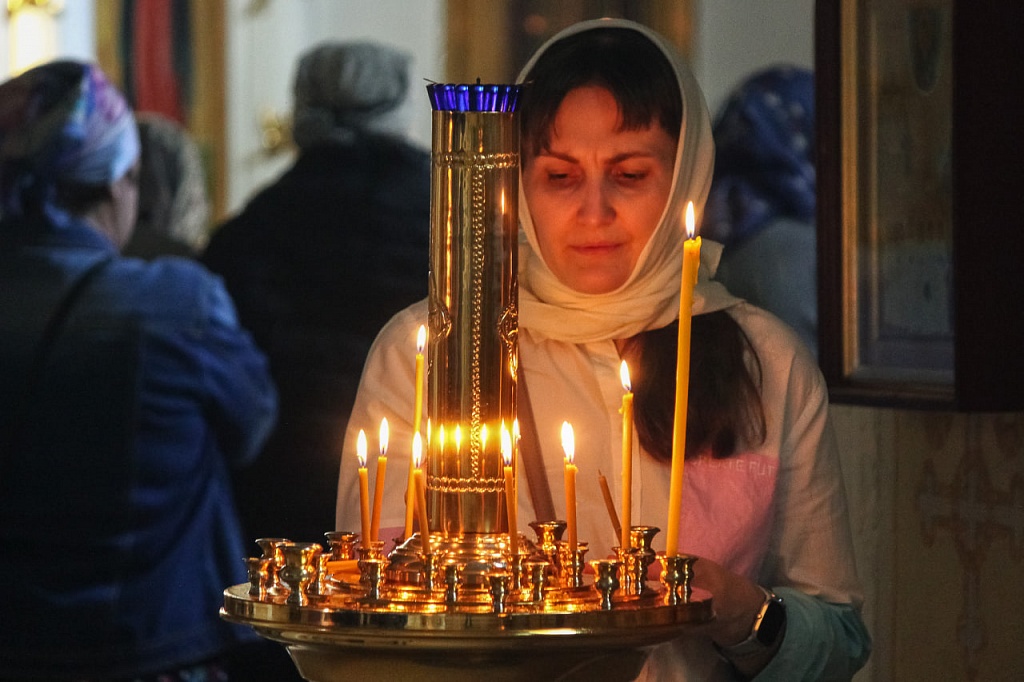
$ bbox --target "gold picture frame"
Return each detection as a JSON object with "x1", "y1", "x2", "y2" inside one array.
[{"x1": 816, "y1": 0, "x2": 1024, "y2": 411}]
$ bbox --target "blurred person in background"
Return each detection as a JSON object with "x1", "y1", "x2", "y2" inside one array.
[
  {"x1": 702, "y1": 66, "x2": 819, "y2": 357},
  {"x1": 0, "y1": 60, "x2": 277, "y2": 681},
  {"x1": 202, "y1": 40, "x2": 431, "y2": 546},
  {"x1": 123, "y1": 112, "x2": 211, "y2": 259}
]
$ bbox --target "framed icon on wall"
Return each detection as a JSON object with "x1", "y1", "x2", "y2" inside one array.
[{"x1": 815, "y1": 0, "x2": 1024, "y2": 411}]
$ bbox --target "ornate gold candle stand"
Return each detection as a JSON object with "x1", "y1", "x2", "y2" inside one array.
[
  {"x1": 222, "y1": 524, "x2": 710, "y2": 682},
  {"x1": 222, "y1": 84, "x2": 712, "y2": 680}
]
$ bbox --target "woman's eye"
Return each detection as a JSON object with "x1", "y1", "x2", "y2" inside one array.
[
  {"x1": 616, "y1": 169, "x2": 649, "y2": 183},
  {"x1": 545, "y1": 169, "x2": 577, "y2": 186}
]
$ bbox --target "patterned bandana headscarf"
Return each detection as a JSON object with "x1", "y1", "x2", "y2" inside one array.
[
  {"x1": 0, "y1": 60, "x2": 139, "y2": 223},
  {"x1": 702, "y1": 65, "x2": 815, "y2": 248}
]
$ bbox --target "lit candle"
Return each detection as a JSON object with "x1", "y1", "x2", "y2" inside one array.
[
  {"x1": 405, "y1": 325, "x2": 427, "y2": 538},
  {"x1": 561, "y1": 421, "x2": 577, "y2": 554},
  {"x1": 620, "y1": 360, "x2": 634, "y2": 552},
  {"x1": 356, "y1": 429, "x2": 370, "y2": 548},
  {"x1": 412, "y1": 432, "x2": 431, "y2": 552},
  {"x1": 370, "y1": 418, "x2": 389, "y2": 542},
  {"x1": 666, "y1": 201, "x2": 701, "y2": 557},
  {"x1": 501, "y1": 423, "x2": 518, "y2": 555}
]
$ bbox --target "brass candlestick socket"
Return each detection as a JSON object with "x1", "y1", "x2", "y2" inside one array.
[
  {"x1": 420, "y1": 552, "x2": 438, "y2": 592},
  {"x1": 488, "y1": 572, "x2": 512, "y2": 614},
  {"x1": 630, "y1": 526, "x2": 660, "y2": 592},
  {"x1": 280, "y1": 542, "x2": 323, "y2": 606},
  {"x1": 614, "y1": 546, "x2": 642, "y2": 597},
  {"x1": 509, "y1": 552, "x2": 527, "y2": 591},
  {"x1": 659, "y1": 555, "x2": 697, "y2": 605},
  {"x1": 591, "y1": 559, "x2": 622, "y2": 610},
  {"x1": 312, "y1": 554, "x2": 333, "y2": 595},
  {"x1": 358, "y1": 558, "x2": 385, "y2": 602},
  {"x1": 324, "y1": 531, "x2": 359, "y2": 560},
  {"x1": 524, "y1": 559, "x2": 548, "y2": 603},
  {"x1": 245, "y1": 556, "x2": 270, "y2": 598},
  {"x1": 530, "y1": 520, "x2": 566, "y2": 575},
  {"x1": 443, "y1": 562, "x2": 461, "y2": 605},
  {"x1": 255, "y1": 537, "x2": 290, "y2": 592},
  {"x1": 557, "y1": 541, "x2": 589, "y2": 588},
  {"x1": 357, "y1": 540, "x2": 386, "y2": 562}
]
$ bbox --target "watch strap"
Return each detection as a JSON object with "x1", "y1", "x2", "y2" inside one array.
[{"x1": 717, "y1": 587, "x2": 786, "y2": 660}]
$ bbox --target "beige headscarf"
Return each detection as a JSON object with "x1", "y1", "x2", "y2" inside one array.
[
  {"x1": 516, "y1": 19, "x2": 739, "y2": 343},
  {"x1": 123, "y1": 113, "x2": 210, "y2": 258}
]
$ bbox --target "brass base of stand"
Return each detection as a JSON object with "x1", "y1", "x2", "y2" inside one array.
[
  {"x1": 284, "y1": 642, "x2": 649, "y2": 682},
  {"x1": 224, "y1": 529, "x2": 711, "y2": 681},
  {"x1": 222, "y1": 580, "x2": 712, "y2": 682}
]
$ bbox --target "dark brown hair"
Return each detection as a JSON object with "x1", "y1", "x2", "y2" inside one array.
[
  {"x1": 520, "y1": 27, "x2": 682, "y2": 155},
  {"x1": 620, "y1": 312, "x2": 766, "y2": 461}
]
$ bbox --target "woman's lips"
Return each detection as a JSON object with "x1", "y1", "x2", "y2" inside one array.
[{"x1": 570, "y1": 242, "x2": 621, "y2": 255}]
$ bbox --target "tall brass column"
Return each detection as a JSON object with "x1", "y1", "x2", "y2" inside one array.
[{"x1": 425, "y1": 84, "x2": 521, "y2": 538}]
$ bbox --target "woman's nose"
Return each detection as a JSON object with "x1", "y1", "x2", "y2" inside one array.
[{"x1": 576, "y1": 179, "x2": 614, "y2": 225}]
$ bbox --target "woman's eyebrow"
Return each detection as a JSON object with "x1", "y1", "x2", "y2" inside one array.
[{"x1": 536, "y1": 149, "x2": 659, "y2": 164}]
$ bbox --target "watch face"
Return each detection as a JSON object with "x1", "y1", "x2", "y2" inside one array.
[{"x1": 756, "y1": 599, "x2": 786, "y2": 646}]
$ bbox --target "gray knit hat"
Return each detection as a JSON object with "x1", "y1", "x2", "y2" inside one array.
[{"x1": 292, "y1": 41, "x2": 412, "y2": 148}]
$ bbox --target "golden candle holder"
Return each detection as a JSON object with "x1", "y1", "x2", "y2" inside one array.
[
  {"x1": 221, "y1": 84, "x2": 712, "y2": 681},
  {"x1": 223, "y1": 526, "x2": 709, "y2": 681}
]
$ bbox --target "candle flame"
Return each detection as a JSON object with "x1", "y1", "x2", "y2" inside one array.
[
  {"x1": 561, "y1": 421, "x2": 575, "y2": 465},
  {"x1": 501, "y1": 423, "x2": 513, "y2": 467},
  {"x1": 416, "y1": 325, "x2": 426, "y2": 354},
  {"x1": 412, "y1": 431, "x2": 423, "y2": 468},
  {"x1": 356, "y1": 429, "x2": 367, "y2": 468},
  {"x1": 685, "y1": 201, "x2": 695, "y2": 240},
  {"x1": 480, "y1": 423, "x2": 489, "y2": 450},
  {"x1": 454, "y1": 424, "x2": 462, "y2": 453},
  {"x1": 620, "y1": 360, "x2": 632, "y2": 392},
  {"x1": 379, "y1": 418, "x2": 389, "y2": 456}
]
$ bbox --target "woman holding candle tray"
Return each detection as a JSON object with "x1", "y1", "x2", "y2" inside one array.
[{"x1": 337, "y1": 18, "x2": 870, "y2": 680}]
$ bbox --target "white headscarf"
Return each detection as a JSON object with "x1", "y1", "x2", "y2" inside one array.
[{"x1": 516, "y1": 19, "x2": 739, "y2": 343}]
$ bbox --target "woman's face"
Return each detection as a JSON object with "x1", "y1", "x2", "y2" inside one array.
[{"x1": 523, "y1": 86, "x2": 676, "y2": 294}]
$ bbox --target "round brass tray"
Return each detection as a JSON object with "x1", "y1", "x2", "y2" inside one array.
[{"x1": 222, "y1": 582, "x2": 713, "y2": 682}]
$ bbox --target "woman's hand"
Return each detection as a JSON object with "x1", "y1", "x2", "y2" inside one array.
[{"x1": 688, "y1": 556, "x2": 766, "y2": 647}]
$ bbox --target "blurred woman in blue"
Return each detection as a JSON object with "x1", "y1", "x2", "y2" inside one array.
[
  {"x1": 703, "y1": 66, "x2": 819, "y2": 356},
  {"x1": 0, "y1": 61, "x2": 277, "y2": 680}
]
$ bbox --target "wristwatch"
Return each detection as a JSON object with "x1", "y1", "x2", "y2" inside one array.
[{"x1": 718, "y1": 587, "x2": 787, "y2": 659}]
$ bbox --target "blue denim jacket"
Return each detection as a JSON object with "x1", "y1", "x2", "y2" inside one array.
[{"x1": 0, "y1": 216, "x2": 278, "y2": 678}]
